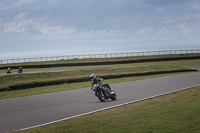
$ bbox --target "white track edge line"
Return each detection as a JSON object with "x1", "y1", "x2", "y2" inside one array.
[{"x1": 18, "y1": 84, "x2": 200, "y2": 132}]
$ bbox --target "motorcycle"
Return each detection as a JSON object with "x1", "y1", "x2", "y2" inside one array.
[
  {"x1": 7, "y1": 70, "x2": 12, "y2": 74},
  {"x1": 18, "y1": 67, "x2": 23, "y2": 73},
  {"x1": 92, "y1": 83, "x2": 117, "y2": 102}
]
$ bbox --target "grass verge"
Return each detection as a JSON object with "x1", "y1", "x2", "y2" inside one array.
[
  {"x1": 14, "y1": 85, "x2": 200, "y2": 133},
  {"x1": 0, "y1": 65, "x2": 188, "y2": 90},
  {"x1": 1, "y1": 58, "x2": 200, "y2": 73}
]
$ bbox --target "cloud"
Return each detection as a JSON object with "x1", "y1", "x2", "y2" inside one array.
[
  {"x1": 13, "y1": 13, "x2": 29, "y2": 20},
  {"x1": 94, "y1": 29, "x2": 122, "y2": 37},
  {"x1": 162, "y1": 15, "x2": 178, "y2": 24},
  {"x1": 3, "y1": 19, "x2": 34, "y2": 33},
  {"x1": 39, "y1": 25, "x2": 76, "y2": 36},
  {"x1": 0, "y1": 0, "x2": 200, "y2": 53},
  {"x1": 191, "y1": 1, "x2": 200, "y2": 10},
  {"x1": 155, "y1": 27, "x2": 177, "y2": 35},
  {"x1": 2, "y1": 17, "x2": 76, "y2": 38},
  {"x1": 155, "y1": 7, "x2": 164, "y2": 13},
  {"x1": 79, "y1": 29, "x2": 123, "y2": 39},
  {"x1": 17, "y1": 0, "x2": 38, "y2": 5},
  {"x1": 2, "y1": 16, "x2": 122, "y2": 40},
  {"x1": 137, "y1": 27, "x2": 153, "y2": 36},
  {"x1": 195, "y1": 13, "x2": 200, "y2": 19}
]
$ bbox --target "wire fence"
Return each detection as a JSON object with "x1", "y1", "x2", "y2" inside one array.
[{"x1": 1, "y1": 49, "x2": 200, "y2": 64}]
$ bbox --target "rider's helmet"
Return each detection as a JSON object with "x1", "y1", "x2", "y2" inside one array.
[{"x1": 90, "y1": 73, "x2": 96, "y2": 80}]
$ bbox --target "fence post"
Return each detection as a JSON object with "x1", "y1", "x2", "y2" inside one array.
[{"x1": 1, "y1": 49, "x2": 200, "y2": 64}]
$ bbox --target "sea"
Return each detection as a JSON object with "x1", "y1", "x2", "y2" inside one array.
[{"x1": 0, "y1": 44, "x2": 200, "y2": 63}]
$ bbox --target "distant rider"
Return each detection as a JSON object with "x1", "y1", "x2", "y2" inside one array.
[{"x1": 7, "y1": 67, "x2": 12, "y2": 74}]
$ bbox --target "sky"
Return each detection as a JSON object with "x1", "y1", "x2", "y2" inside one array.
[{"x1": 0, "y1": 0, "x2": 200, "y2": 53}]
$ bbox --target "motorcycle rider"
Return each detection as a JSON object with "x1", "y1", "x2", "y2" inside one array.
[
  {"x1": 7, "y1": 67, "x2": 12, "y2": 74},
  {"x1": 90, "y1": 73, "x2": 113, "y2": 95}
]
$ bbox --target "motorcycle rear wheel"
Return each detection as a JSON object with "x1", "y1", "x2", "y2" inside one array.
[
  {"x1": 104, "y1": 84, "x2": 117, "y2": 101},
  {"x1": 110, "y1": 91, "x2": 117, "y2": 100}
]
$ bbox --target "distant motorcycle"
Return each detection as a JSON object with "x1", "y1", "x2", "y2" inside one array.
[
  {"x1": 91, "y1": 83, "x2": 117, "y2": 102},
  {"x1": 18, "y1": 67, "x2": 23, "y2": 73}
]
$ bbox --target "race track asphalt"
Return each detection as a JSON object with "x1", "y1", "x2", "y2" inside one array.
[{"x1": 0, "y1": 72, "x2": 200, "y2": 133}]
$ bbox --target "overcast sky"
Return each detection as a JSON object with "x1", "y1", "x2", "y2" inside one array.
[{"x1": 0, "y1": 0, "x2": 200, "y2": 53}]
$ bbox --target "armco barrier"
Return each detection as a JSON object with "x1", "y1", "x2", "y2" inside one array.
[
  {"x1": 1, "y1": 55, "x2": 200, "y2": 69},
  {"x1": 1, "y1": 49, "x2": 200, "y2": 64}
]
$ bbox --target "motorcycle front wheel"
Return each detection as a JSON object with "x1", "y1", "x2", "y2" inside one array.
[
  {"x1": 110, "y1": 91, "x2": 117, "y2": 101},
  {"x1": 96, "y1": 90, "x2": 105, "y2": 102}
]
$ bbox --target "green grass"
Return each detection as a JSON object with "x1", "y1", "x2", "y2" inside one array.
[
  {"x1": 1, "y1": 57, "x2": 200, "y2": 74},
  {"x1": 2, "y1": 58, "x2": 200, "y2": 89},
  {"x1": 0, "y1": 65, "x2": 188, "y2": 90},
  {"x1": 14, "y1": 85, "x2": 200, "y2": 133}
]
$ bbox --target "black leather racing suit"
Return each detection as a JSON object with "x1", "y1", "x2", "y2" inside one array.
[{"x1": 91, "y1": 77, "x2": 106, "y2": 92}]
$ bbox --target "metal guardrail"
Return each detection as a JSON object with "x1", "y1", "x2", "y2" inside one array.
[{"x1": 0, "y1": 49, "x2": 200, "y2": 64}]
